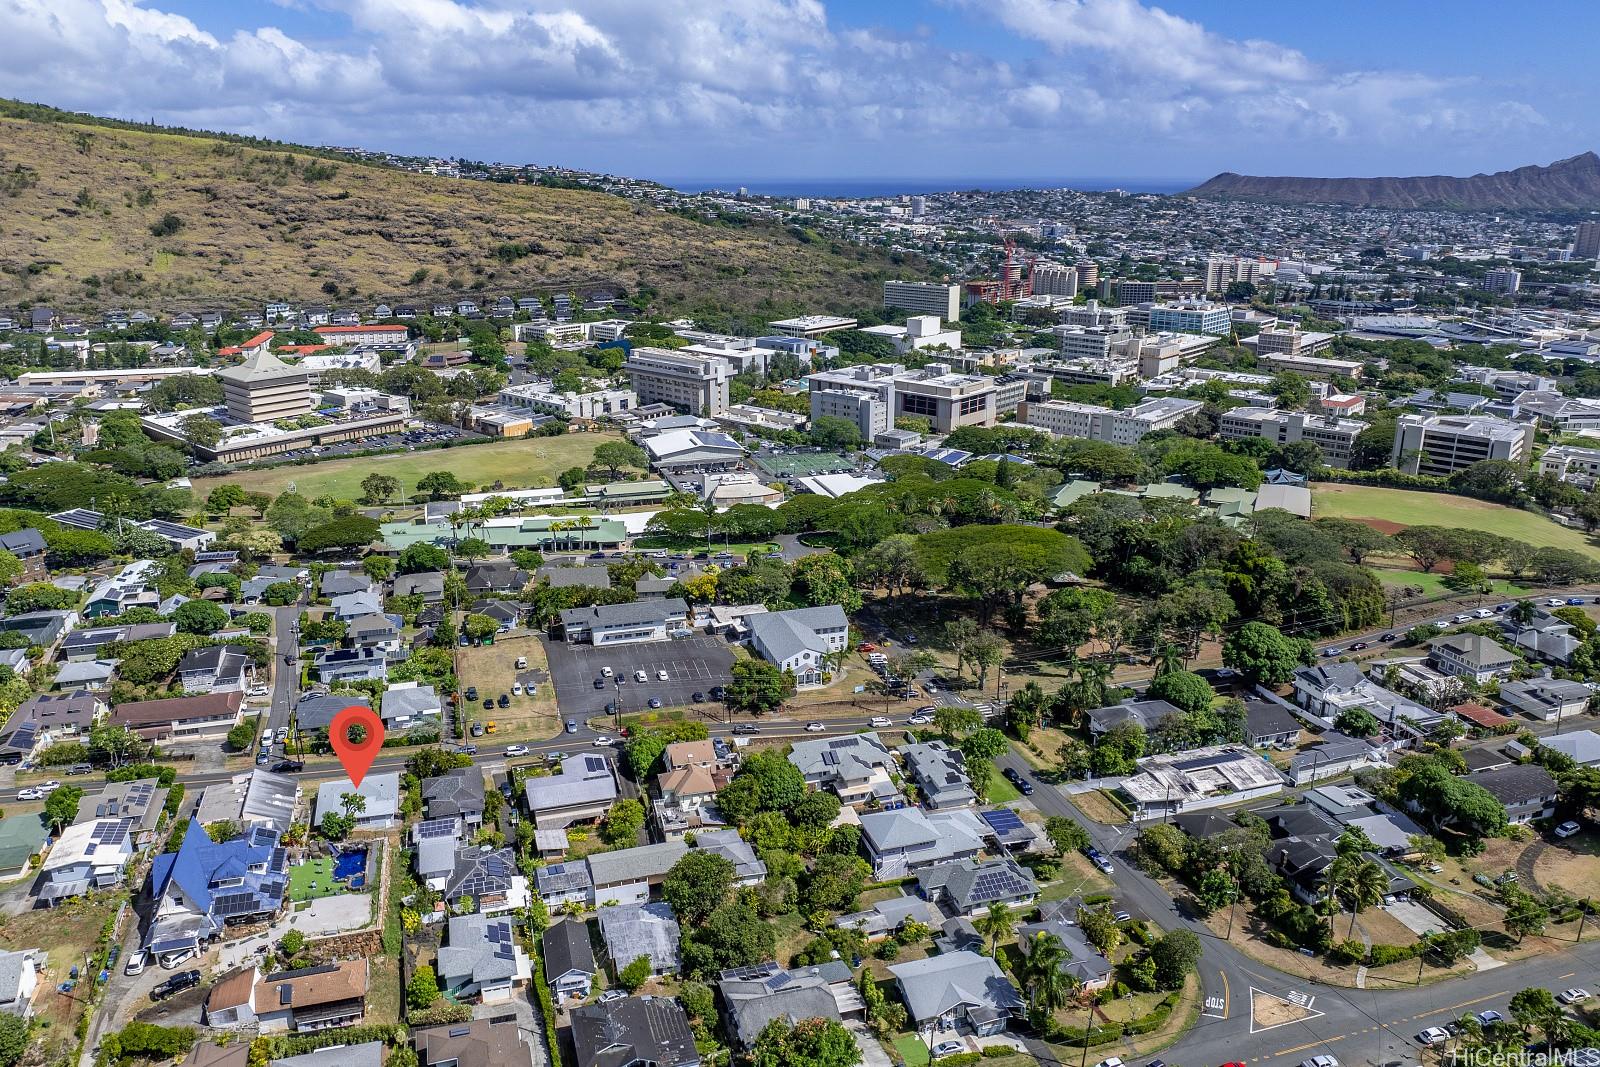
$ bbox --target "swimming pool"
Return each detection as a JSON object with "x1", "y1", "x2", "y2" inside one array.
[{"x1": 331, "y1": 846, "x2": 368, "y2": 889}]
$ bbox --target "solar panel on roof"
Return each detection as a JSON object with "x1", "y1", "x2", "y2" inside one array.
[{"x1": 980, "y1": 809, "x2": 1024, "y2": 832}]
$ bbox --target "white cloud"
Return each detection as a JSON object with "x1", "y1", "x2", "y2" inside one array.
[{"x1": 0, "y1": 0, "x2": 1557, "y2": 177}]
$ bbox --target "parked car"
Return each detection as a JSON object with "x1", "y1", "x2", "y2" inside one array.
[
  {"x1": 599, "y1": 988, "x2": 628, "y2": 1003},
  {"x1": 805, "y1": 721, "x2": 825, "y2": 732},
  {"x1": 634, "y1": 669, "x2": 648, "y2": 682},
  {"x1": 1555, "y1": 820, "x2": 1582, "y2": 838},
  {"x1": 1560, "y1": 988, "x2": 1590, "y2": 1004},
  {"x1": 465, "y1": 686, "x2": 478, "y2": 701},
  {"x1": 123, "y1": 950, "x2": 147, "y2": 977},
  {"x1": 511, "y1": 683, "x2": 523, "y2": 696},
  {"x1": 1018, "y1": 780, "x2": 1034, "y2": 796},
  {"x1": 1112, "y1": 910, "x2": 1132, "y2": 922},
  {"x1": 1092, "y1": 1058, "x2": 1123, "y2": 1067},
  {"x1": 158, "y1": 949, "x2": 196, "y2": 971},
  {"x1": 150, "y1": 969, "x2": 200, "y2": 1000},
  {"x1": 565, "y1": 720, "x2": 578, "y2": 733},
  {"x1": 656, "y1": 669, "x2": 669, "y2": 681},
  {"x1": 470, "y1": 722, "x2": 485, "y2": 737},
  {"x1": 497, "y1": 694, "x2": 510, "y2": 708},
  {"x1": 600, "y1": 666, "x2": 614, "y2": 677},
  {"x1": 933, "y1": 1044, "x2": 966, "y2": 1059},
  {"x1": 1300, "y1": 1057, "x2": 1339, "y2": 1067},
  {"x1": 870, "y1": 716, "x2": 893, "y2": 728},
  {"x1": 506, "y1": 745, "x2": 529, "y2": 757},
  {"x1": 482, "y1": 699, "x2": 494, "y2": 710},
  {"x1": 1477, "y1": 1010, "x2": 1504, "y2": 1026},
  {"x1": 692, "y1": 692, "x2": 706, "y2": 702},
  {"x1": 515, "y1": 656, "x2": 528, "y2": 669},
  {"x1": 648, "y1": 698, "x2": 662, "y2": 709},
  {"x1": 594, "y1": 678, "x2": 607, "y2": 689},
  {"x1": 1416, "y1": 1029, "x2": 1449, "y2": 1046},
  {"x1": 732, "y1": 724, "x2": 760, "y2": 735}
]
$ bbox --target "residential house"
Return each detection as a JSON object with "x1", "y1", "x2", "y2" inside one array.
[
  {"x1": 421, "y1": 768, "x2": 485, "y2": 831},
  {"x1": 313, "y1": 646, "x2": 388, "y2": 684},
  {"x1": 558, "y1": 599, "x2": 690, "y2": 645},
  {"x1": 859, "y1": 808, "x2": 987, "y2": 880},
  {"x1": 535, "y1": 861, "x2": 593, "y2": 909},
  {"x1": 346, "y1": 613, "x2": 402, "y2": 652},
  {"x1": 693, "y1": 829, "x2": 767, "y2": 886},
  {"x1": 836, "y1": 895, "x2": 945, "y2": 940},
  {"x1": 1428, "y1": 634, "x2": 1516, "y2": 683},
  {"x1": 1499, "y1": 676, "x2": 1593, "y2": 723},
  {"x1": 444, "y1": 846, "x2": 528, "y2": 916},
  {"x1": 588, "y1": 841, "x2": 689, "y2": 907},
  {"x1": 1017, "y1": 906, "x2": 1113, "y2": 990},
  {"x1": 253, "y1": 960, "x2": 368, "y2": 1033},
  {"x1": 1286, "y1": 731, "x2": 1379, "y2": 786},
  {"x1": 74, "y1": 778, "x2": 169, "y2": 844},
  {"x1": 317, "y1": 571, "x2": 371, "y2": 598},
  {"x1": 1505, "y1": 610, "x2": 1581, "y2": 666},
  {"x1": 1540, "y1": 729, "x2": 1600, "y2": 767},
  {"x1": 39, "y1": 817, "x2": 137, "y2": 902},
  {"x1": 61, "y1": 622, "x2": 176, "y2": 662},
  {"x1": 787, "y1": 732, "x2": 900, "y2": 808},
  {"x1": 0, "y1": 817, "x2": 49, "y2": 879},
  {"x1": 539, "y1": 567, "x2": 613, "y2": 590},
  {"x1": 464, "y1": 562, "x2": 528, "y2": 596},
  {"x1": 1, "y1": 692, "x2": 104, "y2": 763},
  {"x1": 329, "y1": 589, "x2": 383, "y2": 622},
  {"x1": 653, "y1": 761, "x2": 729, "y2": 839},
  {"x1": 382, "y1": 682, "x2": 444, "y2": 730},
  {"x1": 1292, "y1": 663, "x2": 1439, "y2": 737},
  {"x1": 716, "y1": 961, "x2": 863, "y2": 1049},
  {"x1": 292, "y1": 694, "x2": 370, "y2": 736},
  {"x1": 543, "y1": 919, "x2": 598, "y2": 1001},
  {"x1": 472, "y1": 600, "x2": 522, "y2": 631},
  {"x1": 0, "y1": 529, "x2": 47, "y2": 580},
  {"x1": 0, "y1": 949, "x2": 42, "y2": 1016},
  {"x1": 52, "y1": 660, "x2": 117, "y2": 692},
  {"x1": 1085, "y1": 698, "x2": 1183, "y2": 738},
  {"x1": 570, "y1": 996, "x2": 699, "y2": 1067},
  {"x1": 83, "y1": 561, "x2": 161, "y2": 617},
  {"x1": 1118, "y1": 745, "x2": 1285, "y2": 820},
  {"x1": 524, "y1": 754, "x2": 618, "y2": 829},
  {"x1": 269, "y1": 1043, "x2": 384, "y2": 1067},
  {"x1": 746, "y1": 606, "x2": 849, "y2": 687},
  {"x1": 392, "y1": 572, "x2": 445, "y2": 603},
  {"x1": 901, "y1": 741, "x2": 976, "y2": 809},
  {"x1": 916, "y1": 859, "x2": 1038, "y2": 917},
  {"x1": 205, "y1": 966, "x2": 262, "y2": 1027},
  {"x1": 888, "y1": 950, "x2": 1022, "y2": 1036},
  {"x1": 597, "y1": 902, "x2": 682, "y2": 976},
  {"x1": 192, "y1": 770, "x2": 299, "y2": 836},
  {"x1": 1244, "y1": 700, "x2": 1301, "y2": 748},
  {"x1": 314, "y1": 773, "x2": 400, "y2": 830},
  {"x1": 1469, "y1": 765, "x2": 1558, "y2": 824},
  {"x1": 111, "y1": 692, "x2": 243, "y2": 743},
  {"x1": 414, "y1": 1020, "x2": 533, "y2": 1067},
  {"x1": 437, "y1": 912, "x2": 532, "y2": 1003},
  {"x1": 144, "y1": 821, "x2": 288, "y2": 957},
  {"x1": 178, "y1": 646, "x2": 251, "y2": 693},
  {"x1": 0, "y1": 611, "x2": 76, "y2": 649}
]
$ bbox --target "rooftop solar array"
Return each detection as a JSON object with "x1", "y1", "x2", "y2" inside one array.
[{"x1": 980, "y1": 809, "x2": 1024, "y2": 833}]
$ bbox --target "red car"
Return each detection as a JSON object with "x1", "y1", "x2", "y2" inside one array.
[{"x1": 857, "y1": 643, "x2": 878, "y2": 653}]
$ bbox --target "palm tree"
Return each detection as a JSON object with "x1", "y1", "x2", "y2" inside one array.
[
  {"x1": 1330, "y1": 856, "x2": 1390, "y2": 939},
  {"x1": 1022, "y1": 932, "x2": 1077, "y2": 1018},
  {"x1": 1153, "y1": 643, "x2": 1184, "y2": 678},
  {"x1": 1509, "y1": 599, "x2": 1538, "y2": 650},
  {"x1": 976, "y1": 903, "x2": 1015, "y2": 957}
]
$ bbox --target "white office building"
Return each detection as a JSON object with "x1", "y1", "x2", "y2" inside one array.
[
  {"x1": 1391, "y1": 414, "x2": 1534, "y2": 476},
  {"x1": 1539, "y1": 444, "x2": 1600, "y2": 487},
  {"x1": 623, "y1": 347, "x2": 732, "y2": 416},
  {"x1": 806, "y1": 364, "x2": 899, "y2": 442},
  {"x1": 1058, "y1": 300, "x2": 1126, "y2": 329},
  {"x1": 1018, "y1": 396, "x2": 1200, "y2": 445},
  {"x1": 497, "y1": 382, "x2": 638, "y2": 420},
  {"x1": 883, "y1": 281, "x2": 961, "y2": 322},
  {"x1": 1147, "y1": 300, "x2": 1231, "y2": 336},
  {"x1": 1218, "y1": 408, "x2": 1366, "y2": 468}
]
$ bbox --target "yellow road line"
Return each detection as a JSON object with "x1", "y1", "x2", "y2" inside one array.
[
  {"x1": 1273, "y1": 1035, "x2": 1348, "y2": 1058},
  {"x1": 1413, "y1": 990, "x2": 1507, "y2": 1019},
  {"x1": 1221, "y1": 969, "x2": 1231, "y2": 1017}
]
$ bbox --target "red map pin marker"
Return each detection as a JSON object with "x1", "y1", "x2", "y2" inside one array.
[{"x1": 330, "y1": 705, "x2": 384, "y2": 788}]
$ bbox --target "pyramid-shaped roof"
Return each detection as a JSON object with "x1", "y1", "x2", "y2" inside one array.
[{"x1": 217, "y1": 347, "x2": 306, "y2": 385}]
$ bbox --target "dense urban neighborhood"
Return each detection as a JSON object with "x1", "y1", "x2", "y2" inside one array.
[{"x1": 5, "y1": 108, "x2": 1600, "y2": 1067}]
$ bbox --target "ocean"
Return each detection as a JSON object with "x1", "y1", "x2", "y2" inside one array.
[{"x1": 657, "y1": 177, "x2": 1198, "y2": 198}]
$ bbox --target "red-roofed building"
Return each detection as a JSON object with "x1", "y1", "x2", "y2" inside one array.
[
  {"x1": 1451, "y1": 701, "x2": 1513, "y2": 732},
  {"x1": 1319, "y1": 393, "x2": 1367, "y2": 417},
  {"x1": 218, "y1": 331, "x2": 274, "y2": 358},
  {"x1": 314, "y1": 324, "x2": 409, "y2": 346},
  {"x1": 277, "y1": 345, "x2": 334, "y2": 356}
]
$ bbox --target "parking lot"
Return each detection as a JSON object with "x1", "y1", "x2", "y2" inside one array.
[{"x1": 543, "y1": 635, "x2": 736, "y2": 719}]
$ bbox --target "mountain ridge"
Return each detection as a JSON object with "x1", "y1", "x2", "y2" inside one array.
[
  {"x1": 0, "y1": 99, "x2": 918, "y2": 323},
  {"x1": 1185, "y1": 152, "x2": 1600, "y2": 211}
]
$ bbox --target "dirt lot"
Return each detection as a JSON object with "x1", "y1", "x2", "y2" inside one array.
[
  {"x1": 0, "y1": 892, "x2": 125, "y2": 1037},
  {"x1": 1069, "y1": 789, "x2": 1130, "y2": 826},
  {"x1": 1533, "y1": 833, "x2": 1600, "y2": 896},
  {"x1": 457, "y1": 632, "x2": 560, "y2": 742}
]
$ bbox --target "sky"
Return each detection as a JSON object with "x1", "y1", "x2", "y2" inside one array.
[{"x1": 1, "y1": 0, "x2": 1595, "y2": 186}]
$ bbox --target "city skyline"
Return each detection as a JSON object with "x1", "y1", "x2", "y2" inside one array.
[{"x1": 1, "y1": 0, "x2": 1595, "y2": 185}]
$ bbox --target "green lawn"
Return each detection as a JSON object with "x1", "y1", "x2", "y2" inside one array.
[
  {"x1": 1311, "y1": 482, "x2": 1600, "y2": 561},
  {"x1": 289, "y1": 856, "x2": 351, "y2": 902},
  {"x1": 192, "y1": 432, "x2": 621, "y2": 502},
  {"x1": 1371, "y1": 568, "x2": 1530, "y2": 596},
  {"x1": 986, "y1": 775, "x2": 1021, "y2": 804},
  {"x1": 892, "y1": 1034, "x2": 934, "y2": 1067}
]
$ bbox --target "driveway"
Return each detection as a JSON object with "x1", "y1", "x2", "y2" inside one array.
[
  {"x1": 217, "y1": 895, "x2": 372, "y2": 969},
  {"x1": 849, "y1": 1022, "x2": 893, "y2": 1067},
  {"x1": 1384, "y1": 900, "x2": 1446, "y2": 937},
  {"x1": 542, "y1": 635, "x2": 735, "y2": 719}
]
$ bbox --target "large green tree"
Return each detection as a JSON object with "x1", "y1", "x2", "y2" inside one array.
[{"x1": 1222, "y1": 622, "x2": 1314, "y2": 685}]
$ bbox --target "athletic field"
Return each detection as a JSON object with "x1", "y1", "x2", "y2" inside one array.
[{"x1": 1311, "y1": 482, "x2": 1600, "y2": 561}]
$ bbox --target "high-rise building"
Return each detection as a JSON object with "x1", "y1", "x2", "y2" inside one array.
[
  {"x1": 1147, "y1": 300, "x2": 1231, "y2": 336},
  {"x1": 1058, "y1": 300, "x2": 1127, "y2": 329},
  {"x1": 1575, "y1": 221, "x2": 1600, "y2": 261},
  {"x1": 910, "y1": 196, "x2": 927, "y2": 218},
  {"x1": 1391, "y1": 414, "x2": 1534, "y2": 477},
  {"x1": 806, "y1": 364, "x2": 900, "y2": 442},
  {"x1": 216, "y1": 348, "x2": 313, "y2": 424},
  {"x1": 883, "y1": 280, "x2": 961, "y2": 322},
  {"x1": 1482, "y1": 267, "x2": 1523, "y2": 295},
  {"x1": 1075, "y1": 260, "x2": 1099, "y2": 293},
  {"x1": 1029, "y1": 263, "x2": 1078, "y2": 298},
  {"x1": 622, "y1": 347, "x2": 732, "y2": 416},
  {"x1": 1112, "y1": 280, "x2": 1158, "y2": 306}
]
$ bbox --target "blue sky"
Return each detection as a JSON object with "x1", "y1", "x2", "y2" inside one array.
[{"x1": 2, "y1": 0, "x2": 1594, "y2": 184}]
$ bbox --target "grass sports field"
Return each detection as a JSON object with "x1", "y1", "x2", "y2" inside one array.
[
  {"x1": 192, "y1": 433, "x2": 619, "y2": 502},
  {"x1": 1311, "y1": 483, "x2": 1600, "y2": 561}
]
